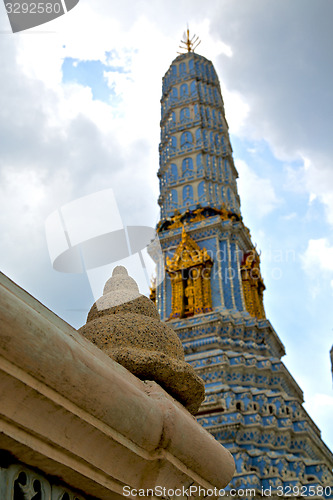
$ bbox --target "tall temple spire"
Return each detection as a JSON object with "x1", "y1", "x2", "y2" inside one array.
[
  {"x1": 157, "y1": 47, "x2": 257, "y2": 322},
  {"x1": 158, "y1": 49, "x2": 241, "y2": 222},
  {"x1": 154, "y1": 36, "x2": 333, "y2": 497}
]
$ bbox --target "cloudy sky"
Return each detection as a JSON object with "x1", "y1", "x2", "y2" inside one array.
[{"x1": 0, "y1": 0, "x2": 332, "y2": 451}]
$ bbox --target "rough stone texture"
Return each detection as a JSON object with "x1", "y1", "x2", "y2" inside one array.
[
  {"x1": 0, "y1": 271, "x2": 235, "y2": 499},
  {"x1": 79, "y1": 266, "x2": 205, "y2": 414},
  {"x1": 88, "y1": 294, "x2": 160, "y2": 322}
]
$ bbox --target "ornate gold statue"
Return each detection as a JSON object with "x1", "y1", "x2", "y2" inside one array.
[
  {"x1": 185, "y1": 279, "x2": 194, "y2": 315},
  {"x1": 240, "y1": 250, "x2": 266, "y2": 319},
  {"x1": 166, "y1": 227, "x2": 213, "y2": 319}
]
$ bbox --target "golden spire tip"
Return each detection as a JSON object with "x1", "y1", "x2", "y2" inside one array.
[{"x1": 178, "y1": 26, "x2": 201, "y2": 54}]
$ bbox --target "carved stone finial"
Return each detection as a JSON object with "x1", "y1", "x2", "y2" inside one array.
[
  {"x1": 79, "y1": 266, "x2": 205, "y2": 414},
  {"x1": 98, "y1": 266, "x2": 140, "y2": 309}
]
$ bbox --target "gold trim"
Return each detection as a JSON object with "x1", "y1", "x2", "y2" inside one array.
[
  {"x1": 166, "y1": 227, "x2": 213, "y2": 319},
  {"x1": 178, "y1": 27, "x2": 201, "y2": 54},
  {"x1": 240, "y1": 250, "x2": 266, "y2": 319},
  {"x1": 157, "y1": 205, "x2": 238, "y2": 233}
]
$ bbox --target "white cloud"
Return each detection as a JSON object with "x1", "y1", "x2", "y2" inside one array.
[
  {"x1": 301, "y1": 239, "x2": 333, "y2": 294},
  {"x1": 319, "y1": 192, "x2": 333, "y2": 227},
  {"x1": 282, "y1": 153, "x2": 333, "y2": 227},
  {"x1": 306, "y1": 393, "x2": 333, "y2": 415},
  {"x1": 283, "y1": 163, "x2": 307, "y2": 194},
  {"x1": 222, "y1": 86, "x2": 250, "y2": 134},
  {"x1": 236, "y1": 159, "x2": 282, "y2": 218},
  {"x1": 301, "y1": 155, "x2": 333, "y2": 225},
  {"x1": 281, "y1": 212, "x2": 297, "y2": 221},
  {"x1": 209, "y1": 1, "x2": 333, "y2": 231},
  {"x1": 304, "y1": 393, "x2": 333, "y2": 448}
]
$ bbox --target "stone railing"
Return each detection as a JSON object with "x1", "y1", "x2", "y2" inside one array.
[
  {"x1": 0, "y1": 271, "x2": 235, "y2": 499},
  {"x1": 0, "y1": 463, "x2": 85, "y2": 500}
]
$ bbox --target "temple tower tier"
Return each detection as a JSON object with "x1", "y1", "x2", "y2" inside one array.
[
  {"x1": 158, "y1": 51, "x2": 241, "y2": 220},
  {"x1": 153, "y1": 41, "x2": 333, "y2": 498}
]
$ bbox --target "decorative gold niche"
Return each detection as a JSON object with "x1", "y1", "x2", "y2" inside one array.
[
  {"x1": 240, "y1": 250, "x2": 266, "y2": 319},
  {"x1": 166, "y1": 227, "x2": 213, "y2": 319}
]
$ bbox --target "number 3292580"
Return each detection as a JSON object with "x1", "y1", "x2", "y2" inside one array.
[{"x1": 5, "y1": 3, "x2": 62, "y2": 14}]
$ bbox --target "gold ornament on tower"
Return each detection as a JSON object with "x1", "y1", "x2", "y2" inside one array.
[
  {"x1": 178, "y1": 27, "x2": 201, "y2": 54},
  {"x1": 240, "y1": 250, "x2": 266, "y2": 319},
  {"x1": 166, "y1": 227, "x2": 213, "y2": 319}
]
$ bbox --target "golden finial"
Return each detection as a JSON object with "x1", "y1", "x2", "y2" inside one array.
[{"x1": 178, "y1": 26, "x2": 201, "y2": 54}]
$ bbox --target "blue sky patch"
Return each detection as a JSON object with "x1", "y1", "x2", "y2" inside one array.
[{"x1": 61, "y1": 57, "x2": 126, "y2": 104}]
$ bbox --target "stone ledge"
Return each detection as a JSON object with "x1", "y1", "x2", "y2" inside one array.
[{"x1": 0, "y1": 272, "x2": 235, "y2": 499}]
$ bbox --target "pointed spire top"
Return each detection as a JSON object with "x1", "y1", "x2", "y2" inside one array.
[{"x1": 178, "y1": 26, "x2": 201, "y2": 54}]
